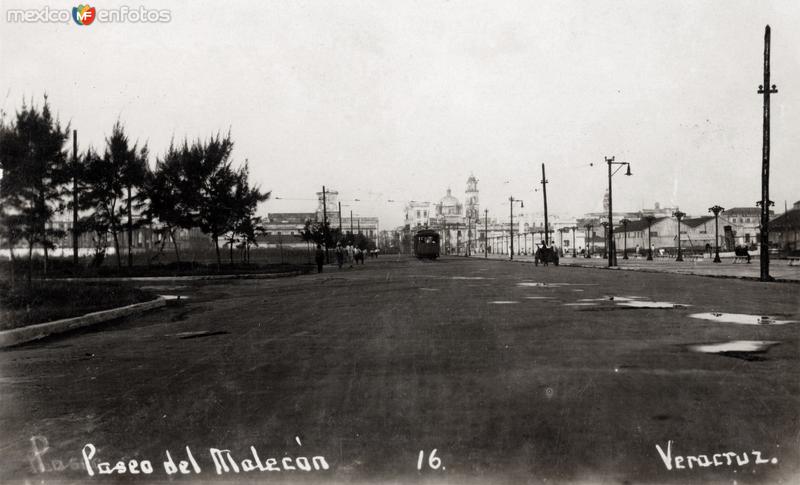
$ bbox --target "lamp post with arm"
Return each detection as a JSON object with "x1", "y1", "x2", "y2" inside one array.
[
  {"x1": 571, "y1": 226, "x2": 577, "y2": 257},
  {"x1": 584, "y1": 222, "x2": 593, "y2": 258},
  {"x1": 644, "y1": 215, "x2": 656, "y2": 261},
  {"x1": 509, "y1": 197, "x2": 523, "y2": 260},
  {"x1": 708, "y1": 205, "x2": 724, "y2": 263},
  {"x1": 673, "y1": 210, "x2": 686, "y2": 262},
  {"x1": 603, "y1": 156, "x2": 632, "y2": 267}
]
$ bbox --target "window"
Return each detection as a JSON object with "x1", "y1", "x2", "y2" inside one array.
[
  {"x1": 745, "y1": 233, "x2": 751, "y2": 243},
  {"x1": 416, "y1": 210, "x2": 421, "y2": 218},
  {"x1": 651, "y1": 232, "x2": 658, "y2": 237},
  {"x1": 423, "y1": 211, "x2": 427, "y2": 217},
  {"x1": 746, "y1": 218, "x2": 751, "y2": 223}
]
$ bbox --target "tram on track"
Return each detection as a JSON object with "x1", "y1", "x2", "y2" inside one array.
[{"x1": 413, "y1": 229, "x2": 440, "y2": 259}]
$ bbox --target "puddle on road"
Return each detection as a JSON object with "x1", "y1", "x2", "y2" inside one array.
[
  {"x1": 563, "y1": 302, "x2": 598, "y2": 306},
  {"x1": 177, "y1": 330, "x2": 229, "y2": 340},
  {"x1": 516, "y1": 282, "x2": 598, "y2": 288},
  {"x1": 489, "y1": 301, "x2": 519, "y2": 304},
  {"x1": 689, "y1": 313, "x2": 796, "y2": 325},
  {"x1": 617, "y1": 301, "x2": 688, "y2": 309},
  {"x1": 689, "y1": 340, "x2": 780, "y2": 361},
  {"x1": 141, "y1": 285, "x2": 188, "y2": 291},
  {"x1": 578, "y1": 296, "x2": 638, "y2": 302},
  {"x1": 165, "y1": 330, "x2": 229, "y2": 339},
  {"x1": 160, "y1": 295, "x2": 190, "y2": 301},
  {"x1": 525, "y1": 296, "x2": 554, "y2": 300},
  {"x1": 452, "y1": 276, "x2": 494, "y2": 280}
]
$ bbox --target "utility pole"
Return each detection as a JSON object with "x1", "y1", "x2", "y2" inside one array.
[
  {"x1": 484, "y1": 209, "x2": 488, "y2": 258},
  {"x1": 757, "y1": 25, "x2": 778, "y2": 282},
  {"x1": 606, "y1": 156, "x2": 614, "y2": 266},
  {"x1": 338, "y1": 201, "x2": 342, "y2": 238},
  {"x1": 72, "y1": 130, "x2": 79, "y2": 265},
  {"x1": 541, "y1": 163, "x2": 549, "y2": 245},
  {"x1": 322, "y1": 186, "x2": 329, "y2": 263},
  {"x1": 509, "y1": 197, "x2": 523, "y2": 260}
]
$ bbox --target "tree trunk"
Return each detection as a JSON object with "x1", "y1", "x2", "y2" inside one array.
[
  {"x1": 112, "y1": 231, "x2": 121, "y2": 269},
  {"x1": 214, "y1": 236, "x2": 221, "y2": 268},
  {"x1": 27, "y1": 241, "x2": 33, "y2": 288},
  {"x1": 127, "y1": 185, "x2": 133, "y2": 268},
  {"x1": 9, "y1": 246, "x2": 15, "y2": 287},
  {"x1": 43, "y1": 244, "x2": 48, "y2": 277},
  {"x1": 170, "y1": 229, "x2": 181, "y2": 264},
  {"x1": 229, "y1": 238, "x2": 234, "y2": 266}
]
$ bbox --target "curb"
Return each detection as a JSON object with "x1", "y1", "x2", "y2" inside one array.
[
  {"x1": 46, "y1": 270, "x2": 304, "y2": 283},
  {"x1": 0, "y1": 297, "x2": 167, "y2": 348},
  {"x1": 557, "y1": 261, "x2": 800, "y2": 284},
  {"x1": 471, "y1": 257, "x2": 800, "y2": 284}
]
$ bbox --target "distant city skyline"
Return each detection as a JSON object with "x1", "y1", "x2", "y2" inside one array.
[{"x1": 2, "y1": 0, "x2": 799, "y2": 228}]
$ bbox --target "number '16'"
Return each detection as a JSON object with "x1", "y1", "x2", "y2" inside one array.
[{"x1": 417, "y1": 449, "x2": 442, "y2": 470}]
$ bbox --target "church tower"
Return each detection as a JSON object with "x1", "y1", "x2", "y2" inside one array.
[{"x1": 465, "y1": 174, "x2": 479, "y2": 220}]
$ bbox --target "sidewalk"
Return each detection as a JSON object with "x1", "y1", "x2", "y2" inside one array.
[{"x1": 468, "y1": 252, "x2": 800, "y2": 282}]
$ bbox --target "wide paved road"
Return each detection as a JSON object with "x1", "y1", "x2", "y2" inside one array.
[{"x1": 1, "y1": 256, "x2": 798, "y2": 484}]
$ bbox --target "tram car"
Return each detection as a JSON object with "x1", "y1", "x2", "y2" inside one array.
[{"x1": 413, "y1": 229, "x2": 440, "y2": 259}]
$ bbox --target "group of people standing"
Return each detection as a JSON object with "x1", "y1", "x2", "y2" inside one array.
[{"x1": 314, "y1": 243, "x2": 378, "y2": 273}]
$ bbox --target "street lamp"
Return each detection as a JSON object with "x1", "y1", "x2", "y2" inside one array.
[
  {"x1": 600, "y1": 221, "x2": 609, "y2": 259},
  {"x1": 644, "y1": 215, "x2": 656, "y2": 260},
  {"x1": 584, "y1": 222, "x2": 593, "y2": 258},
  {"x1": 484, "y1": 209, "x2": 489, "y2": 259},
  {"x1": 708, "y1": 205, "x2": 724, "y2": 263},
  {"x1": 559, "y1": 227, "x2": 569, "y2": 257},
  {"x1": 673, "y1": 210, "x2": 686, "y2": 262},
  {"x1": 509, "y1": 196, "x2": 523, "y2": 260},
  {"x1": 571, "y1": 226, "x2": 577, "y2": 258},
  {"x1": 603, "y1": 156, "x2": 632, "y2": 267},
  {"x1": 619, "y1": 218, "x2": 630, "y2": 259}
]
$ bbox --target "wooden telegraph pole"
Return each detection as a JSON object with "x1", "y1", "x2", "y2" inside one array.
[
  {"x1": 322, "y1": 186, "x2": 329, "y2": 263},
  {"x1": 540, "y1": 163, "x2": 549, "y2": 246},
  {"x1": 757, "y1": 25, "x2": 778, "y2": 282}
]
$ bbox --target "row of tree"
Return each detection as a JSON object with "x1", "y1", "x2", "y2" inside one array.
[
  {"x1": 0, "y1": 96, "x2": 269, "y2": 282},
  {"x1": 298, "y1": 219, "x2": 376, "y2": 252}
]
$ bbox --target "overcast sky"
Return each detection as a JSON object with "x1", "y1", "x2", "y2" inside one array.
[{"x1": 2, "y1": 0, "x2": 799, "y2": 228}]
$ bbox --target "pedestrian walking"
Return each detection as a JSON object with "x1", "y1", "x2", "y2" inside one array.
[
  {"x1": 335, "y1": 243, "x2": 344, "y2": 269},
  {"x1": 315, "y1": 244, "x2": 324, "y2": 273}
]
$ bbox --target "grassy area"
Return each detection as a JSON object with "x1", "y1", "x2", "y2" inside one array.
[
  {"x1": 0, "y1": 281, "x2": 158, "y2": 330},
  {"x1": 0, "y1": 252, "x2": 312, "y2": 280}
]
